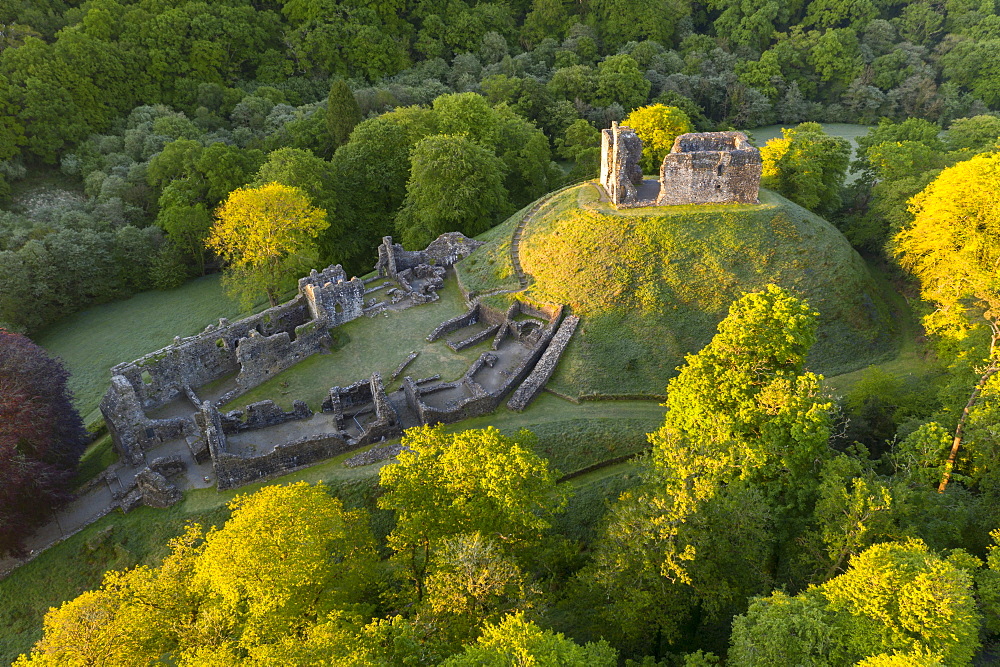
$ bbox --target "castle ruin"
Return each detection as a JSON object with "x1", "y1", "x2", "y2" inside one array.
[
  {"x1": 100, "y1": 232, "x2": 579, "y2": 493},
  {"x1": 598, "y1": 128, "x2": 762, "y2": 207},
  {"x1": 657, "y1": 132, "x2": 762, "y2": 205}
]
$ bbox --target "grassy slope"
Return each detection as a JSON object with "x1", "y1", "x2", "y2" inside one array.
[
  {"x1": 32, "y1": 274, "x2": 250, "y2": 424},
  {"x1": 460, "y1": 183, "x2": 898, "y2": 398},
  {"x1": 0, "y1": 393, "x2": 663, "y2": 664}
]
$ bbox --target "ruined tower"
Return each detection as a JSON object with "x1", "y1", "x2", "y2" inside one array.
[{"x1": 599, "y1": 121, "x2": 643, "y2": 207}]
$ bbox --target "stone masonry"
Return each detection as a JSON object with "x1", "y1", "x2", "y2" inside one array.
[
  {"x1": 599, "y1": 121, "x2": 643, "y2": 206},
  {"x1": 656, "y1": 131, "x2": 762, "y2": 205},
  {"x1": 100, "y1": 232, "x2": 513, "y2": 490}
]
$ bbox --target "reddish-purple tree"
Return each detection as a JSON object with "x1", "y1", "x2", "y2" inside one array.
[{"x1": 0, "y1": 330, "x2": 88, "y2": 556}]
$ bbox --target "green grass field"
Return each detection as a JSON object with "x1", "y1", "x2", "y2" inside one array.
[{"x1": 32, "y1": 274, "x2": 253, "y2": 425}]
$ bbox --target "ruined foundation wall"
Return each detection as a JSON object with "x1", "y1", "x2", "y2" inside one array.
[
  {"x1": 107, "y1": 297, "x2": 311, "y2": 411},
  {"x1": 100, "y1": 376, "x2": 197, "y2": 465},
  {"x1": 220, "y1": 399, "x2": 312, "y2": 434},
  {"x1": 213, "y1": 433, "x2": 355, "y2": 490},
  {"x1": 404, "y1": 305, "x2": 564, "y2": 425},
  {"x1": 507, "y1": 315, "x2": 580, "y2": 411}
]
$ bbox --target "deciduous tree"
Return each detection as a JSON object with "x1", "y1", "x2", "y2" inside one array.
[
  {"x1": 760, "y1": 122, "x2": 850, "y2": 215},
  {"x1": 441, "y1": 613, "x2": 618, "y2": 666},
  {"x1": 0, "y1": 331, "x2": 88, "y2": 556},
  {"x1": 378, "y1": 425, "x2": 563, "y2": 599},
  {"x1": 326, "y1": 77, "x2": 362, "y2": 150},
  {"x1": 394, "y1": 134, "x2": 511, "y2": 249},
  {"x1": 622, "y1": 104, "x2": 693, "y2": 173},
  {"x1": 207, "y1": 182, "x2": 328, "y2": 308}
]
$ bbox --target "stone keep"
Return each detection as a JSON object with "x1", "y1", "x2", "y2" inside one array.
[
  {"x1": 599, "y1": 121, "x2": 643, "y2": 206},
  {"x1": 656, "y1": 131, "x2": 762, "y2": 205}
]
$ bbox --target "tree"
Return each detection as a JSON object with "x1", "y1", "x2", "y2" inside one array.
[
  {"x1": 760, "y1": 122, "x2": 850, "y2": 215},
  {"x1": 593, "y1": 54, "x2": 651, "y2": 111},
  {"x1": 394, "y1": 134, "x2": 511, "y2": 249},
  {"x1": 15, "y1": 483, "x2": 379, "y2": 664},
  {"x1": 0, "y1": 330, "x2": 88, "y2": 556},
  {"x1": 622, "y1": 104, "x2": 693, "y2": 173},
  {"x1": 556, "y1": 119, "x2": 602, "y2": 180},
  {"x1": 377, "y1": 425, "x2": 563, "y2": 600},
  {"x1": 330, "y1": 112, "x2": 426, "y2": 271},
  {"x1": 943, "y1": 114, "x2": 1000, "y2": 153},
  {"x1": 441, "y1": 613, "x2": 618, "y2": 666},
  {"x1": 729, "y1": 540, "x2": 981, "y2": 666},
  {"x1": 587, "y1": 286, "x2": 832, "y2": 652},
  {"x1": 156, "y1": 204, "x2": 212, "y2": 275},
  {"x1": 326, "y1": 77, "x2": 362, "y2": 150},
  {"x1": 193, "y1": 482, "x2": 377, "y2": 646},
  {"x1": 207, "y1": 182, "x2": 328, "y2": 308},
  {"x1": 894, "y1": 152, "x2": 1000, "y2": 490}
]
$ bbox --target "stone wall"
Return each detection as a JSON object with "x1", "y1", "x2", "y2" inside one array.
[
  {"x1": 100, "y1": 376, "x2": 197, "y2": 465},
  {"x1": 213, "y1": 432, "x2": 355, "y2": 490},
  {"x1": 507, "y1": 315, "x2": 580, "y2": 411},
  {"x1": 657, "y1": 131, "x2": 762, "y2": 205},
  {"x1": 107, "y1": 297, "x2": 310, "y2": 412},
  {"x1": 322, "y1": 372, "x2": 400, "y2": 445},
  {"x1": 220, "y1": 320, "x2": 332, "y2": 404},
  {"x1": 377, "y1": 233, "x2": 483, "y2": 279},
  {"x1": 101, "y1": 261, "x2": 372, "y2": 462},
  {"x1": 599, "y1": 122, "x2": 643, "y2": 207},
  {"x1": 299, "y1": 265, "x2": 365, "y2": 326},
  {"x1": 403, "y1": 302, "x2": 564, "y2": 425},
  {"x1": 220, "y1": 399, "x2": 312, "y2": 434}
]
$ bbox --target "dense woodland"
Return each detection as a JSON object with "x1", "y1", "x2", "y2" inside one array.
[{"x1": 5, "y1": 0, "x2": 1000, "y2": 664}]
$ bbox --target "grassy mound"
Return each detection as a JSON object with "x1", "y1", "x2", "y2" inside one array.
[{"x1": 458, "y1": 183, "x2": 897, "y2": 398}]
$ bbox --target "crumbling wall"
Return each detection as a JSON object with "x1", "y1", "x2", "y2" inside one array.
[
  {"x1": 220, "y1": 399, "x2": 312, "y2": 434},
  {"x1": 657, "y1": 131, "x2": 762, "y2": 205},
  {"x1": 599, "y1": 122, "x2": 643, "y2": 207},
  {"x1": 403, "y1": 304, "x2": 564, "y2": 425},
  {"x1": 220, "y1": 320, "x2": 332, "y2": 403},
  {"x1": 508, "y1": 315, "x2": 580, "y2": 411},
  {"x1": 376, "y1": 233, "x2": 483, "y2": 279},
  {"x1": 321, "y1": 373, "x2": 400, "y2": 445},
  {"x1": 100, "y1": 376, "x2": 196, "y2": 465},
  {"x1": 213, "y1": 433, "x2": 355, "y2": 490},
  {"x1": 299, "y1": 265, "x2": 365, "y2": 326},
  {"x1": 357, "y1": 372, "x2": 400, "y2": 445},
  {"x1": 106, "y1": 298, "x2": 311, "y2": 411}
]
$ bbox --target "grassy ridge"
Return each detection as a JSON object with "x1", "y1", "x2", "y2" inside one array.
[{"x1": 463, "y1": 183, "x2": 898, "y2": 398}]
